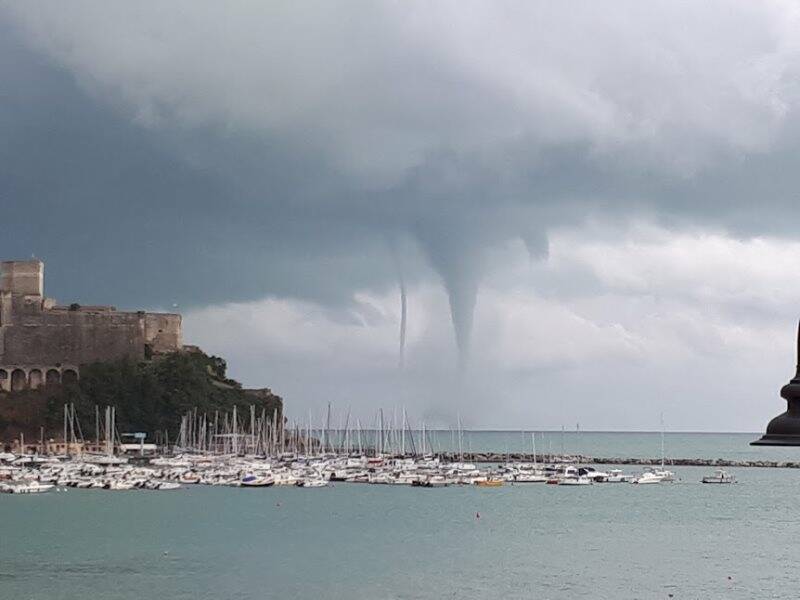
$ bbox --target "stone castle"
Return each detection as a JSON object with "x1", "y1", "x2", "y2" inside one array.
[{"x1": 0, "y1": 260, "x2": 182, "y2": 392}]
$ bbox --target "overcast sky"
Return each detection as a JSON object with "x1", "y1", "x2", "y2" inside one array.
[{"x1": 4, "y1": 2, "x2": 800, "y2": 430}]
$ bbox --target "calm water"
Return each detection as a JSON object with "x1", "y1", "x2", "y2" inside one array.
[{"x1": 3, "y1": 432, "x2": 800, "y2": 599}]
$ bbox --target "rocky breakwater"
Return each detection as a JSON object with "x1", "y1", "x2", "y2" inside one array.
[{"x1": 441, "y1": 452, "x2": 800, "y2": 469}]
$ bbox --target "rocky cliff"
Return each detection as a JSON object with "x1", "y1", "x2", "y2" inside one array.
[{"x1": 0, "y1": 350, "x2": 282, "y2": 444}]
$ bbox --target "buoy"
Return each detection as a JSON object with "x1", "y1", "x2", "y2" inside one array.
[{"x1": 476, "y1": 512, "x2": 480, "y2": 519}]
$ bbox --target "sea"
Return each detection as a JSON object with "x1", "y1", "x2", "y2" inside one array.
[{"x1": 3, "y1": 431, "x2": 800, "y2": 600}]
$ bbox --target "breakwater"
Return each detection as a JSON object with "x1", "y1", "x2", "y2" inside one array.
[{"x1": 436, "y1": 452, "x2": 800, "y2": 468}]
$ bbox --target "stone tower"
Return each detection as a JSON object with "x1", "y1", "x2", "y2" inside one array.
[{"x1": 0, "y1": 259, "x2": 43, "y2": 297}]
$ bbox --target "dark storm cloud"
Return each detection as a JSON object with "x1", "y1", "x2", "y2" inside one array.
[
  {"x1": 3, "y1": 1, "x2": 800, "y2": 361},
  {"x1": 0, "y1": 24, "x2": 408, "y2": 310}
]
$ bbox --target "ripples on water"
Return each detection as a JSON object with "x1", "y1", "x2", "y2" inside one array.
[{"x1": 2, "y1": 433, "x2": 800, "y2": 599}]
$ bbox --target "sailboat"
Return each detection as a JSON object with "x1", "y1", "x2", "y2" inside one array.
[
  {"x1": 653, "y1": 413, "x2": 675, "y2": 482},
  {"x1": 511, "y1": 433, "x2": 547, "y2": 482}
]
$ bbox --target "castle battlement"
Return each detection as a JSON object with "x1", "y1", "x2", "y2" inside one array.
[{"x1": 0, "y1": 260, "x2": 182, "y2": 392}]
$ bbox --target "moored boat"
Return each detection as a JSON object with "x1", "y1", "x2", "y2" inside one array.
[
  {"x1": 476, "y1": 478, "x2": 503, "y2": 487},
  {"x1": 0, "y1": 481, "x2": 54, "y2": 494},
  {"x1": 419, "y1": 475, "x2": 448, "y2": 488},
  {"x1": 558, "y1": 476, "x2": 591, "y2": 486},
  {"x1": 701, "y1": 469, "x2": 735, "y2": 484},
  {"x1": 240, "y1": 474, "x2": 275, "y2": 487},
  {"x1": 631, "y1": 472, "x2": 662, "y2": 485},
  {"x1": 606, "y1": 469, "x2": 633, "y2": 483}
]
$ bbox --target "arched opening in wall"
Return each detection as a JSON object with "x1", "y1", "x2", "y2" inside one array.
[
  {"x1": 29, "y1": 369, "x2": 43, "y2": 390},
  {"x1": 62, "y1": 369, "x2": 78, "y2": 385},
  {"x1": 11, "y1": 369, "x2": 27, "y2": 391},
  {"x1": 46, "y1": 369, "x2": 61, "y2": 386},
  {"x1": 0, "y1": 369, "x2": 8, "y2": 392}
]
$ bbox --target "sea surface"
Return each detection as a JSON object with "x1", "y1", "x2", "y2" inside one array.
[{"x1": 3, "y1": 432, "x2": 800, "y2": 599}]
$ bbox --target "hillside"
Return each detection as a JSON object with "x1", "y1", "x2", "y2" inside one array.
[{"x1": 0, "y1": 351, "x2": 282, "y2": 444}]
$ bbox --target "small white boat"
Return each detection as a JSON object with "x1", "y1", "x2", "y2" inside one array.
[
  {"x1": 558, "y1": 476, "x2": 591, "y2": 486},
  {"x1": 578, "y1": 467, "x2": 610, "y2": 482},
  {"x1": 632, "y1": 472, "x2": 662, "y2": 485},
  {"x1": 418, "y1": 475, "x2": 448, "y2": 488},
  {"x1": 104, "y1": 480, "x2": 136, "y2": 490},
  {"x1": 606, "y1": 469, "x2": 633, "y2": 483},
  {"x1": 513, "y1": 472, "x2": 548, "y2": 483},
  {"x1": 83, "y1": 454, "x2": 129, "y2": 466},
  {"x1": 179, "y1": 471, "x2": 202, "y2": 484},
  {"x1": 298, "y1": 478, "x2": 327, "y2": 488},
  {"x1": 155, "y1": 481, "x2": 182, "y2": 491},
  {"x1": 240, "y1": 474, "x2": 275, "y2": 487},
  {"x1": 1, "y1": 481, "x2": 54, "y2": 494},
  {"x1": 701, "y1": 469, "x2": 736, "y2": 484}
]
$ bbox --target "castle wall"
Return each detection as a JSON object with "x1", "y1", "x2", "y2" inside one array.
[
  {"x1": 1, "y1": 309, "x2": 148, "y2": 365},
  {"x1": 0, "y1": 260, "x2": 183, "y2": 390}
]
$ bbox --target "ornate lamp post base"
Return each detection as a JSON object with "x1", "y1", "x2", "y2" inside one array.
[{"x1": 752, "y1": 322, "x2": 800, "y2": 446}]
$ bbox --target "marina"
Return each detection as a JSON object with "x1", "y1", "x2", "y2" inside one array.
[
  {"x1": 0, "y1": 449, "x2": 739, "y2": 493},
  {"x1": 0, "y1": 407, "x2": 787, "y2": 492}
]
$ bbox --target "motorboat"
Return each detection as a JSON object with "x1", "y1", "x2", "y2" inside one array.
[
  {"x1": 154, "y1": 481, "x2": 182, "y2": 491},
  {"x1": 240, "y1": 474, "x2": 275, "y2": 487},
  {"x1": 558, "y1": 476, "x2": 591, "y2": 486},
  {"x1": 298, "y1": 477, "x2": 327, "y2": 488},
  {"x1": 272, "y1": 471, "x2": 299, "y2": 486},
  {"x1": 104, "y1": 480, "x2": 136, "y2": 490},
  {"x1": 458, "y1": 473, "x2": 488, "y2": 485},
  {"x1": 179, "y1": 471, "x2": 202, "y2": 484},
  {"x1": 83, "y1": 454, "x2": 129, "y2": 466},
  {"x1": 578, "y1": 467, "x2": 610, "y2": 482},
  {"x1": 632, "y1": 472, "x2": 662, "y2": 485},
  {"x1": 513, "y1": 472, "x2": 547, "y2": 483},
  {"x1": 0, "y1": 481, "x2": 54, "y2": 494},
  {"x1": 418, "y1": 475, "x2": 448, "y2": 488},
  {"x1": 545, "y1": 465, "x2": 580, "y2": 485},
  {"x1": 606, "y1": 469, "x2": 633, "y2": 483},
  {"x1": 475, "y1": 479, "x2": 503, "y2": 487},
  {"x1": 701, "y1": 469, "x2": 736, "y2": 484}
]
